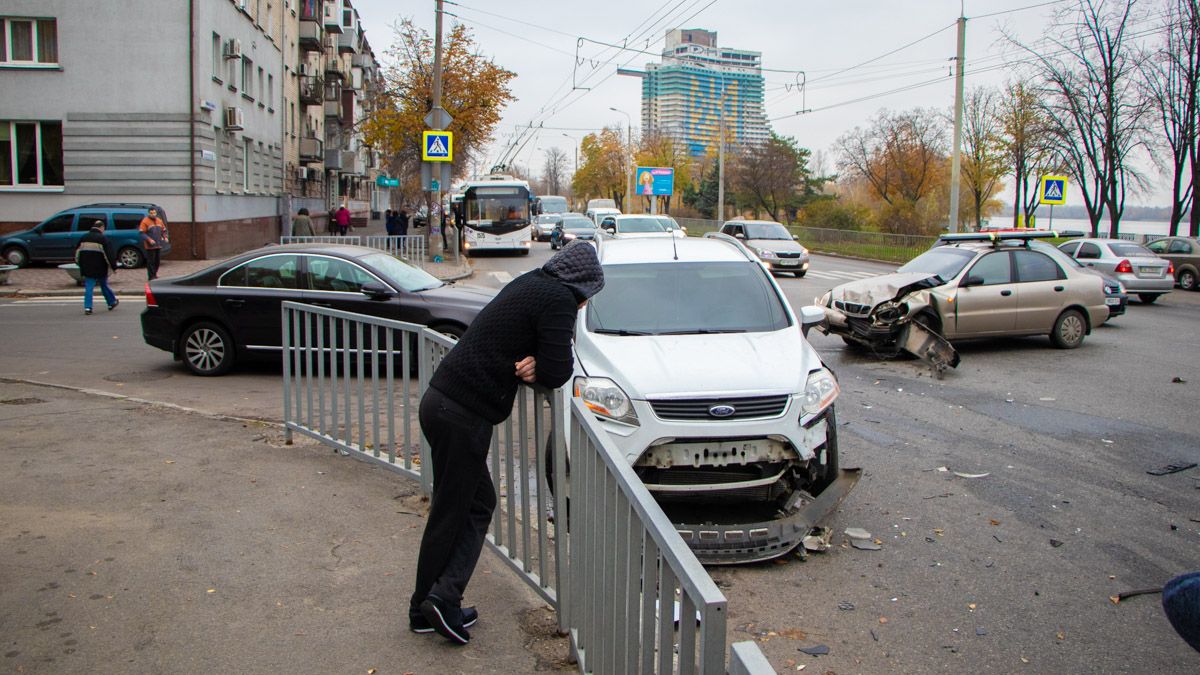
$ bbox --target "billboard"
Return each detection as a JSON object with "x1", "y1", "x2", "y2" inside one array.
[{"x1": 635, "y1": 167, "x2": 675, "y2": 196}]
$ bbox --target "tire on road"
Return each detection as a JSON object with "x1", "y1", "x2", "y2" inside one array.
[
  {"x1": 181, "y1": 321, "x2": 236, "y2": 376},
  {"x1": 1137, "y1": 293, "x2": 1162, "y2": 304},
  {"x1": 1178, "y1": 268, "x2": 1197, "y2": 291},
  {"x1": 1050, "y1": 308, "x2": 1086, "y2": 349},
  {"x1": 117, "y1": 246, "x2": 145, "y2": 269}
]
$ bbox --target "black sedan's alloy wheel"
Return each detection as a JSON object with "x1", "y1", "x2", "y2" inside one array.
[{"x1": 182, "y1": 322, "x2": 235, "y2": 376}]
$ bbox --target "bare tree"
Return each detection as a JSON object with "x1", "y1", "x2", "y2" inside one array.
[
  {"x1": 730, "y1": 133, "x2": 812, "y2": 223},
  {"x1": 541, "y1": 147, "x2": 569, "y2": 195},
  {"x1": 1144, "y1": 0, "x2": 1199, "y2": 236},
  {"x1": 959, "y1": 87, "x2": 1007, "y2": 230},
  {"x1": 1014, "y1": 0, "x2": 1151, "y2": 236},
  {"x1": 835, "y1": 108, "x2": 948, "y2": 233},
  {"x1": 997, "y1": 81, "x2": 1056, "y2": 228}
]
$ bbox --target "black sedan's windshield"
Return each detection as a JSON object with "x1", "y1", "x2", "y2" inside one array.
[
  {"x1": 745, "y1": 222, "x2": 792, "y2": 240},
  {"x1": 586, "y1": 261, "x2": 790, "y2": 335},
  {"x1": 562, "y1": 217, "x2": 596, "y2": 232},
  {"x1": 897, "y1": 247, "x2": 976, "y2": 279},
  {"x1": 360, "y1": 252, "x2": 442, "y2": 292}
]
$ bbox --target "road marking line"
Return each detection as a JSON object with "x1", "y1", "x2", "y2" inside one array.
[
  {"x1": 5, "y1": 297, "x2": 147, "y2": 305},
  {"x1": 804, "y1": 271, "x2": 847, "y2": 279},
  {"x1": 842, "y1": 271, "x2": 882, "y2": 278},
  {"x1": 490, "y1": 272, "x2": 514, "y2": 283}
]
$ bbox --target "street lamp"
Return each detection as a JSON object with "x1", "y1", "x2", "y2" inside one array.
[{"x1": 609, "y1": 106, "x2": 633, "y2": 212}]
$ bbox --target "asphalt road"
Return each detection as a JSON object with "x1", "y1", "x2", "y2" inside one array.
[{"x1": 3, "y1": 244, "x2": 1199, "y2": 671}]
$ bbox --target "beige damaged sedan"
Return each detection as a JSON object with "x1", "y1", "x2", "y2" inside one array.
[{"x1": 816, "y1": 232, "x2": 1110, "y2": 373}]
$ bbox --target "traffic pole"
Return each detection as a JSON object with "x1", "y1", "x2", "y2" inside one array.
[{"x1": 948, "y1": 14, "x2": 967, "y2": 233}]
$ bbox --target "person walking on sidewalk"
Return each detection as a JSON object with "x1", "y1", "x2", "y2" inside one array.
[
  {"x1": 76, "y1": 220, "x2": 119, "y2": 315},
  {"x1": 335, "y1": 206, "x2": 351, "y2": 236},
  {"x1": 139, "y1": 207, "x2": 169, "y2": 280},
  {"x1": 291, "y1": 208, "x2": 315, "y2": 237},
  {"x1": 409, "y1": 241, "x2": 604, "y2": 645}
]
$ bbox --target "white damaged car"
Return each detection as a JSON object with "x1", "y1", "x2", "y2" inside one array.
[{"x1": 565, "y1": 233, "x2": 859, "y2": 564}]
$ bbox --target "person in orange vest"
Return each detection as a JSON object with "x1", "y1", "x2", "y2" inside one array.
[{"x1": 138, "y1": 207, "x2": 169, "y2": 280}]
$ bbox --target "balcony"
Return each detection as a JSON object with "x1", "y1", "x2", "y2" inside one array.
[
  {"x1": 337, "y1": 27, "x2": 359, "y2": 54},
  {"x1": 299, "y1": 76, "x2": 323, "y2": 106},
  {"x1": 323, "y1": 3, "x2": 343, "y2": 34},
  {"x1": 324, "y1": 99, "x2": 342, "y2": 120},
  {"x1": 324, "y1": 149, "x2": 353, "y2": 171},
  {"x1": 299, "y1": 136, "x2": 324, "y2": 161},
  {"x1": 324, "y1": 58, "x2": 345, "y2": 81},
  {"x1": 298, "y1": 19, "x2": 324, "y2": 52},
  {"x1": 350, "y1": 52, "x2": 371, "y2": 68}
]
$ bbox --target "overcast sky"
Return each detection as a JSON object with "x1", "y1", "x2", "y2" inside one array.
[{"x1": 350, "y1": 0, "x2": 1176, "y2": 208}]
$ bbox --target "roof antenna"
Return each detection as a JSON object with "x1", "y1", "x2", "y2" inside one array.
[{"x1": 670, "y1": 222, "x2": 679, "y2": 260}]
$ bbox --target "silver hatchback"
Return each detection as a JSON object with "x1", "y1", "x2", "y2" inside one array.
[{"x1": 1058, "y1": 238, "x2": 1173, "y2": 303}]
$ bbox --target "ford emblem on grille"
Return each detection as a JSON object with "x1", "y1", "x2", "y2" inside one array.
[{"x1": 708, "y1": 404, "x2": 736, "y2": 417}]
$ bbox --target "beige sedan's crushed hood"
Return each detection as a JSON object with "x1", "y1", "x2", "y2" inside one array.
[{"x1": 829, "y1": 272, "x2": 942, "y2": 311}]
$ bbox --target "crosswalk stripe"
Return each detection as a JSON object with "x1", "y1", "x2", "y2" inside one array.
[
  {"x1": 841, "y1": 271, "x2": 881, "y2": 278},
  {"x1": 804, "y1": 271, "x2": 847, "y2": 279},
  {"x1": 491, "y1": 271, "x2": 513, "y2": 283}
]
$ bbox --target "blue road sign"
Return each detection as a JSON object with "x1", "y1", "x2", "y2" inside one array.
[
  {"x1": 1040, "y1": 175, "x2": 1067, "y2": 205},
  {"x1": 422, "y1": 131, "x2": 453, "y2": 162}
]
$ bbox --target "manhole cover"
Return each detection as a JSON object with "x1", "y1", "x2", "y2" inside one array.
[
  {"x1": 103, "y1": 371, "x2": 173, "y2": 383},
  {"x1": 1, "y1": 398, "x2": 46, "y2": 405}
]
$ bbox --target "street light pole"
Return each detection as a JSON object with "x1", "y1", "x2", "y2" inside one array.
[{"x1": 610, "y1": 107, "x2": 632, "y2": 212}]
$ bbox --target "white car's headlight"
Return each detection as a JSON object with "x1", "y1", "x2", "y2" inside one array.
[
  {"x1": 817, "y1": 290, "x2": 832, "y2": 307},
  {"x1": 799, "y1": 246, "x2": 809, "y2": 255},
  {"x1": 758, "y1": 249, "x2": 777, "y2": 259},
  {"x1": 801, "y1": 368, "x2": 839, "y2": 417},
  {"x1": 573, "y1": 376, "x2": 640, "y2": 426}
]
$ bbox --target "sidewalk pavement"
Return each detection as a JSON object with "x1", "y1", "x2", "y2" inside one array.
[
  {"x1": 0, "y1": 218, "x2": 471, "y2": 298},
  {"x1": 0, "y1": 380, "x2": 570, "y2": 674}
]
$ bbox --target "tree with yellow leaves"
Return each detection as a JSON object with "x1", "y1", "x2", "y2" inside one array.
[
  {"x1": 632, "y1": 131, "x2": 691, "y2": 213},
  {"x1": 362, "y1": 20, "x2": 515, "y2": 202},
  {"x1": 571, "y1": 127, "x2": 628, "y2": 210}
]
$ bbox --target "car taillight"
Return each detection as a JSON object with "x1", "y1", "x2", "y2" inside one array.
[
  {"x1": 144, "y1": 283, "x2": 157, "y2": 307},
  {"x1": 1167, "y1": 261, "x2": 1174, "y2": 275},
  {"x1": 1114, "y1": 259, "x2": 1133, "y2": 274}
]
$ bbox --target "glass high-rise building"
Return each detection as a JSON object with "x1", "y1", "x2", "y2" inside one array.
[{"x1": 637, "y1": 29, "x2": 770, "y2": 156}]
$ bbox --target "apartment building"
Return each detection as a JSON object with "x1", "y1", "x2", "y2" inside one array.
[
  {"x1": 0, "y1": 0, "x2": 380, "y2": 259},
  {"x1": 636, "y1": 29, "x2": 771, "y2": 157}
]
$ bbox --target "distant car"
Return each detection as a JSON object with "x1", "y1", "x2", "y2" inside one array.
[
  {"x1": 1146, "y1": 236, "x2": 1200, "y2": 291},
  {"x1": 140, "y1": 243, "x2": 494, "y2": 376},
  {"x1": 1, "y1": 202, "x2": 171, "y2": 269},
  {"x1": 1057, "y1": 238, "x2": 1173, "y2": 303},
  {"x1": 652, "y1": 215, "x2": 687, "y2": 238},
  {"x1": 586, "y1": 207, "x2": 621, "y2": 224},
  {"x1": 819, "y1": 231, "x2": 1110, "y2": 371},
  {"x1": 550, "y1": 215, "x2": 599, "y2": 249},
  {"x1": 598, "y1": 214, "x2": 674, "y2": 240},
  {"x1": 534, "y1": 213, "x2": 565, "y2": 241},
  {"x1": 719, "y1": 219, "x2": 810, "y2": 277}
]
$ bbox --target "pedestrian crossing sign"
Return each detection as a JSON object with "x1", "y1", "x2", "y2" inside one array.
[
  {"x1": 422, "y1": 130, "x2": 453, "y2": 162},
  {"x1": 1040, "y1": 175, "x2": 1067, "y2": 205}
]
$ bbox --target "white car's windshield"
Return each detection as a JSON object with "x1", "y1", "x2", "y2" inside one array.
[
  {"x1": 617, "y1": 217, "x2": 668, "y2": 233},
  {"x1": 897, "y1": 248, "x2": 976, "y2": 279},
  {"x1": 586, "y1": 261, "x2": 790, "y2": 335},
  {"x1": 744, "y1": 222, "x2": 791, "y2": 240},
  {"x1": 562, "y1": 217, "x2": 595, "y2": 231},
  {"x1": 360, "y1": 252, "x2": 442, "y2": 292}
]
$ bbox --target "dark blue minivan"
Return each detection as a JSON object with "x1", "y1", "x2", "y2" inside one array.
[{"x1": 1, "y1": 202, "x2": 171, "y2": 269}]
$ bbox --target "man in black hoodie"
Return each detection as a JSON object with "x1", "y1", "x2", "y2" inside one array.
[
  {"x1": 410, "y1": 241, "x2": 604, "y2": 645},
  {"x1": 76, "y1": 220, "x2": 119, "y2": 315}
]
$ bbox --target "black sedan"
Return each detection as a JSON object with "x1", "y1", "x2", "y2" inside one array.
[{"x1": 141, "y1": 244, "x2": 495, "y2": 375}]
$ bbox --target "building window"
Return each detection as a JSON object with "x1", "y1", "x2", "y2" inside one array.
[
  {"x1": 242, "y1": 56, "x2": 253, "y2": 98},
  {"x1": 258, "y1": 66, "x2": 265, "y2": 104},
  {"x1": 266, "y1": 3, "x2": 274, "y2": 38},
  {"x1": 1, "y1": 18, "x2": 58, "y2": 65},
  {"x1": 1, "y1": 120, "x2": 64, "y2": 188},
  {"x1": 211, "y1": 32, "x2": 222, "y2": 81},
  {"x1": 268, "y1": 74, "x2": 275, "y2": 111}
]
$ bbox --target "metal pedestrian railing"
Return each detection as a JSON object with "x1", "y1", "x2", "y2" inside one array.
[
  {"x1": 279, "y1": 302, "x2": 771, "y2": 674},
  {"x1": 364, "y1": 234, "x2": 427, "y2": 265},
  {"x1": 281, "y1": 235, "x2": 362, "y2": 246}
]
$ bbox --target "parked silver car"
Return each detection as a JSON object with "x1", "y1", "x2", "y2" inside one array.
[
  {"x1": 566, "y1": 233, "x2": 857, "y2": 564},
  {"x1": 1057, "y1": 238, "x2": 1173, "y2": 303}
]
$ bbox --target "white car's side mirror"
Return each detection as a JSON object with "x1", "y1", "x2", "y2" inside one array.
[{"x1": 799, "y1": 305, "x2": 827, "y2": 338}]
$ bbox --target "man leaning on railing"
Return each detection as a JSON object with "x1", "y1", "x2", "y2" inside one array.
[{"x1": 409, "y1": 241, "x2": 605, "y2": 645}]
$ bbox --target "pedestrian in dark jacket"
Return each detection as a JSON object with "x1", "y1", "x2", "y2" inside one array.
[
  {"x1": 76, "y1": 220, "x2": 119, "y2": 315},
  {"x1": 138, "y1": 207, "x2": 169, "y2": 280},
  {"x1": 409, "y1": 241, "x2": 604, "y2": 645},
  {"x1": 327, "y1": 208, "x2": 338, "y2": 236},
  {"x1": 397, "y1": 207, "x2": 409, "y2": 236},
  {"x1": 384, "y1": 209, "x2": 396, "y2": 236}
]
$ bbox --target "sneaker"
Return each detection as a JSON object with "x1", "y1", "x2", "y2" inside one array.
[
  {"x1": 410, "y1": 606, "x2": 477, "y2": 634},
  {"x1": 419, "y1": 595, "x2": 470, "y2": 645},
  {"x1": 108, "y1": 299, "x2": 119, "y2": 311},
  {"x1": 84, "y1": 308, "x2": 92, "y2": 315}
]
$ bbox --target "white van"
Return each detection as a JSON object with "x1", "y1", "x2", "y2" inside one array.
[{"x1": 586, "y1": 207, "x2": 621, "y2": 224}]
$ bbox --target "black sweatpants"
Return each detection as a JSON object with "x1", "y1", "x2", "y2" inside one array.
[
  {"x1": 409, "y1": 386, "x2": 497, "y2": 618},
  {"x1": 145, "y1": 248, "x2": 161, "y2": 280}
]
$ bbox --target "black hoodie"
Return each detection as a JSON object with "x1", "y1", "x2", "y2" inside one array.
[
  {"x1": 75, "y1": 227, "x2": 116, "y2": 278},
  {"x1": 429, "y1": 242, "x2": 605, "y2": 423}
]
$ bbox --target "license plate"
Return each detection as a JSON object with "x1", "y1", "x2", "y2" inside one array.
[
  {"x1": 1138, "y1": 266, "x2": 1159, "y2": 275},
  {"x1": 777, "y1": 259, "x2": 798, "y2": 266},
  {"x1": 1106, "y1": 297, "x2": 1121, "y2": 306}
]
